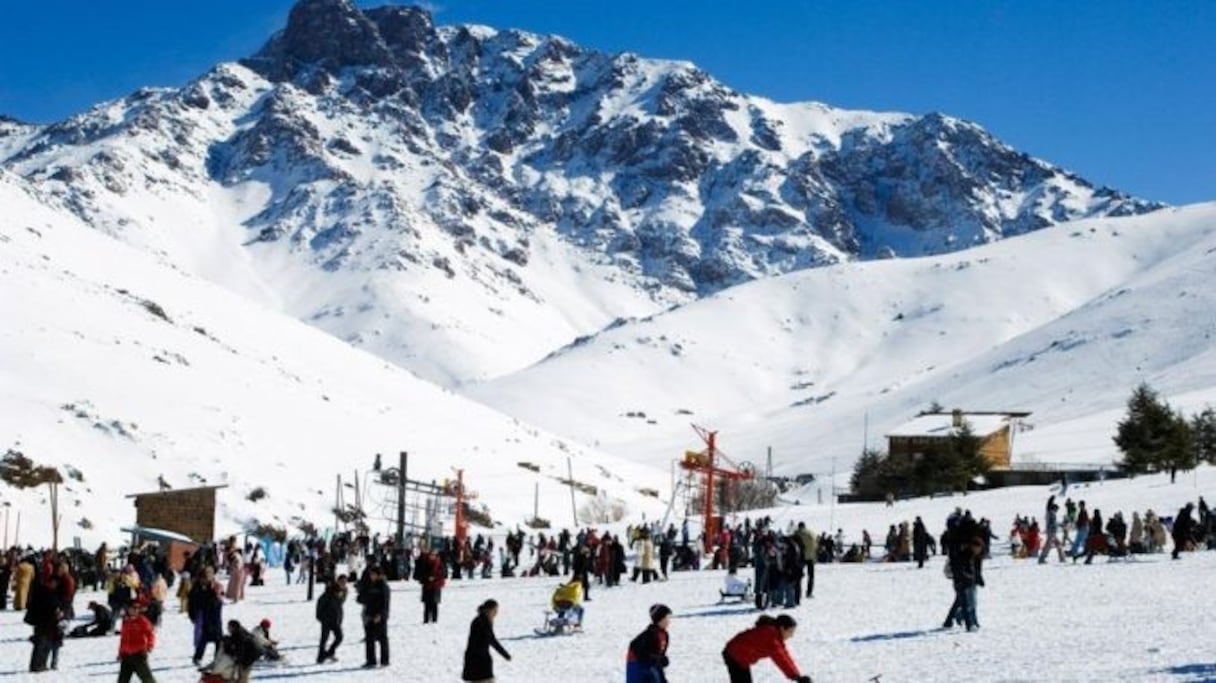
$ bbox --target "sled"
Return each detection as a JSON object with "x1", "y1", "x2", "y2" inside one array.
[
  {"x1": 534, "y1": 609, "x2": 582, "y2": 636},
  {"x1": 718, "y1": 581, "x2": 754, "y2": 604}
]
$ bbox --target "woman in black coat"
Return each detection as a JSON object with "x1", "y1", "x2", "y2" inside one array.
[{"x1": 462, "y1": 599, "x2": 510, "y2": 682}]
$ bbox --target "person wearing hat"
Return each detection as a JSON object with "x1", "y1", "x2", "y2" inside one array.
[
  {"x1": 116, "y1": 596, "x2": 156, "y2": 683},
  {"x1": 251, "y1": 617, "x2": 282, "y2": 661},
  {"x1": 626, "y1": 604, "x2": 671, "y2": 683},
  {"x1": 461, "y1": 599, "x2": 510, "y2": 682},
  {"x1": 723, "y1": 614, "x2": 811, "y2": 683}
]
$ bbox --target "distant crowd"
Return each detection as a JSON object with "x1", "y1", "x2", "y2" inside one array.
[{"x1": 1, "y1": 486, "x2": 1213, "y2": 681}]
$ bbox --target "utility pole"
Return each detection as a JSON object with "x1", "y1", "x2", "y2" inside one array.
[
  {"x1": 334, "y1": 475, "x2": 342, "y2": 534},
  {"x1": 829, "y1": 456, "x2": 837, "y2": 534},
  {"x1": 863, "y1": 412, "x2": 869, "y2": 452},
  {"x1": 566, "y1": 457, "x2": 578, "y2": 526}
]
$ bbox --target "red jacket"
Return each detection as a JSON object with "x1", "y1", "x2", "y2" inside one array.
[
  {"x1": 725, "y1": 624, "x2": 801, "y2": 680},
  {"x1": 118, "y1": 614, "x2": 156, "y2": 658}
]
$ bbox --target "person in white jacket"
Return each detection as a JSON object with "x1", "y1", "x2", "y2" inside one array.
[{"x1": 631, "y1": 530, "x2": 659, "y2": 583}]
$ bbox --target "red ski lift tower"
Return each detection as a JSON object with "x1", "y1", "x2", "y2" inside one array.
[
  {"x1": 442, "y1": 468, "x2": 474, "y2": 547},
  {"x1": 680, "y1": 426, "x2": 754, "y2": 555}
]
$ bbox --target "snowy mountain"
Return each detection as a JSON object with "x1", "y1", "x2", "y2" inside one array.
[
  {"x1": 470, "y1": 204, "x2": 1216, "y2": 477},
  {"x1": 0, "y1": 0, "x2": 1163, "y2": 386},
  {"x1": 0, "y1": 171, "x2": 667, "y2": 547}
]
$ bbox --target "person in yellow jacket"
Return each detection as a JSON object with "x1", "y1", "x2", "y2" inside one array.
[
  {"x1": 796, "y1": 522, "x2": 818, "y2": 599},
  {"x1": 550, "y1": 578, "x2": 584, "y2": 627},
  {"x1": 12, "y1": 557, "x2": 35, "y2": 612}
]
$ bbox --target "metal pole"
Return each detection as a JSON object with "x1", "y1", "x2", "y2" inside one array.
[
  {"x1": 335, "y1": 475, "x2": 342, "y2": 534},
  {"x1": 863, "y1": 412, "x2": 869, "y2": 453},
  {"x1": 533, "y1": 481, "x2": 539, "y2": 522},
  {"x1": 566, "y1": 457, "x2": 578, "y2": 526},
  {"x1": 15, "y1": 511, "x2": 20, "y2": 547},
  {"x1": 704, "y1": 432, "x2": 716, "y2": 555},
  {"x1": 396, "y1": 452, "x2": 407, "y2": 546}
]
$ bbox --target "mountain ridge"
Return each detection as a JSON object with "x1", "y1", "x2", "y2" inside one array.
[{"x1": 0, "y1": 0, "x2": 1166, "y2": 388}]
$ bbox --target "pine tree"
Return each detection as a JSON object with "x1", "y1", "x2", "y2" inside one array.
[
  {"x1": 1191, "y1": 407, "x2": 1216, "y2": 465},
  {"x1": 1113, "y1": 383, "x2": 1177, "y2": 474},
  {"x1": 850, "y1": 449, "x2": 885, "y2": 498},
  {"x1": 1158, "y1": 410, "x2": 1197, "y2": 484},
  {"x1": 947, "y1": 421, "x2": 988, "y2": 492}
]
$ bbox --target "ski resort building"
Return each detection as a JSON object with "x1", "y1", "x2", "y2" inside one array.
[
  {"x1": 886, "y1": 410, "x2": 1031, "y2": 470},
  {"x1": 125, "y1": 484, "x2": 226, "y2": 544}
]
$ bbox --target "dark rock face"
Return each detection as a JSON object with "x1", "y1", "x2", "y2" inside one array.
[
  {"x1": 243, "y1": 0, "x2": 396, "y2": 80},
  {"x1": 4, "y1": 0, "x2": 1166, "y2": 299}
]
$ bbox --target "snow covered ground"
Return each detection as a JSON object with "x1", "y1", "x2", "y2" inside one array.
[
  {"x1": 0, "y1": 170, "x2": 668, "y2": 548},
  {"x1": 3, "y1": 468, "x2": 1213, "y2": 682}
]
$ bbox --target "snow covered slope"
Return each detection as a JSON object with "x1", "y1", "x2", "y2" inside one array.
[
  {"x1": 471, "y1": 205, "x2": 1216, "y2": 476},
  {"x1": 0, "y1": 171, "x2": 667, "y2": 547},
  {"x1": 0, "y1": 0, "x2": 1162, "y2": 386}
]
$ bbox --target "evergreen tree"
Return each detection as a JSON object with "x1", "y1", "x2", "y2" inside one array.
[
  {"x1": 947, "y1": 421, "x2": 989, "y2": 492},
  {"x1": 1192, "y1": 407, "x2": 1216, "y2": 465},
  {"x1": 1159, "y1": 410, "x2": 1197, "y2": 484},
  {"x1": 1113, "y1": 383, "x2": 1177, "y2": 474},
  {"x1": 850, "y1": 448, "x2": 884, "y2": 498}
]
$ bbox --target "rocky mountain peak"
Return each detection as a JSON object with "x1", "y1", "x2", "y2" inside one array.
[
  {"x1": 244, "y1": 0, "x2": 396, "y2": 80},
  {"x1": 365, "y1": 5, "x2": 438, "y2": 66}
]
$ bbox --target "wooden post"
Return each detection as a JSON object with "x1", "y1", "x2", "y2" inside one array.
[
  {"x1": 49, "y1": 481, "x2": 60, "y2": 552},
  {"x1": 566, "y1": 458, "x2": 578, "y2": 526},
  {"x1": 334, "y1": 475, "x2": 342, "y2": 534},
  {"x1": 454, "y1": 468, "x2": 467, "y2": 546}
]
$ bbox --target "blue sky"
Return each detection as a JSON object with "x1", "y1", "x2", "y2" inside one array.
[{"x1": 1, "y1": 1, "x2": 1212, "y2": 204}]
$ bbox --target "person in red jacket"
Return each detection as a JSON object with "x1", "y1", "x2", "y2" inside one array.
[
  {"x1": 117, "y1": 598, "x2": 157, "y2": 683},
  {"x1": 723, "y1": 614, "x2": 811, "y2": 683}
]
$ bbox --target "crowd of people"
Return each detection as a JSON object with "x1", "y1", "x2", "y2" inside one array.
[{"x1": 1, "y1": 485, "x2": 1214, "y2": 681}]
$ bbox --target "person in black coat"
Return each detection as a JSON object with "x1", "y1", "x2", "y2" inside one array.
[
  {"x1": 1173, "y1": 503, "x2": 1196, "y2": 559},
  {"x1": 315, "y1": 575, "x2": 347, "y2": 664},
  {"x1": 571, "y1": 544, "x2": 593, "y2": 601},
  {"x1": 357, "y1": 565, "x2": 390, "y2": 668},
  {"x1": 69, "y1": 601, "x2": 113, "y2": 638},
  {"x1": 188, "y1": 568, "x2": 224, "y2": 665},
  {"x1": 626, "y1": 604, "x2": 671, "y2": 683},
  {"x1": 461, "y1": 599, "x2": 510, "y2": 682},
  {"x1": 25, "y1": 573, "x2": 62, "y2": 672},
  {"x1": 913, "y1": 517, "x2": 930, "y2": 569}
]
